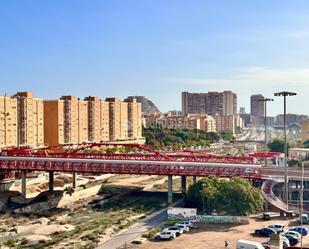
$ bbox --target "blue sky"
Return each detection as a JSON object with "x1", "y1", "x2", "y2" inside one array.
[{"x1": 1, "y1": 1, "x2": 309, "y2": 115}]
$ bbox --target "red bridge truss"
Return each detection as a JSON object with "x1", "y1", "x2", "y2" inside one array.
[{"x1": 0, "y1": 143, "x2": 282, "y2": 181}]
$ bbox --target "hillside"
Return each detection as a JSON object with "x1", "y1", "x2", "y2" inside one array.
[{"x1": 129, "y1": 96, "x2": 160, "y2": 113}]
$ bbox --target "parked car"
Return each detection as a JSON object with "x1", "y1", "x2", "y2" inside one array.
[
  {"x1": 262, "y1": 212, "x2": 271, "y2": 221},
  {"x1": 254, "y1": 227, "x2": 276, "y2": 237},
  {"x1": 281, "y1": 236, "x2": 291, "y2": 248},
  {"x1": 263, "y1": 235, "x2": 290, "y2": 248},
  {"x1": 282, "y1": 233, "x2": 299, "y2": 246},
  {"x1": 131, "y1": 238, "x2": 147, "y2": 244},
  {"x1": 282, "y1": 230, "x2": 302, "y2": 240},
  {"x1": 174, "y1": 224, "x2": 190, "y2": 232},
  {"x1": 289, "y1": 226, "x2": 309, "y2": 236},
  {"x1": 267, "y1": 224, "x2": 285, "y2": 233},
  {"x1": 163, "y1": 227, "x2": 183, "y2": 236},
  {"x1": 155, "y1": 231, "x2": 177, "y2": 240},
  {"x1": 300, "y1": 214, "x2": 309, "y2": 224},
  {"x1": 236, "y1": 239, "x2": 265, "y2": 249},
  {"x1": 177, "y1": 221, "x2": 194, "y2": 228}
]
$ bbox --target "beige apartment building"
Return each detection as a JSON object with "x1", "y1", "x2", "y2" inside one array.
[
  {"x1": 44, "y1": 99, "x2": 65, "y2": 146},
  {"x1": 125, "y1": 97, "x2": 143, "y2": 140},
  {"x1": 142, "y1": 113, "x2": 217, "y2": 132},
  {"x1": 199, "y1": 115, "x2": 217, "y2": 132},
  {"x1": 301, "y1": 120, "x2": 309, "y2": 143},
  {"x1": 14, "y1": 92, "x2": 44, "y2": 147},
  {"x1": 213, "y1": 115, "x2": 243, "y2": 135},
  {"x1": 85, "y1": 96, "x2": 101, "y2": 142},
  {"x1": 0, "y1": 96, "x2": 18, "y2": 147},
  {"x1": 100, "y1": 100, "x2": 110, "y2": 142},
  {"x1": 0, "y1": 92, "x2": 44, "y2": 148},
  {"x1": 182, "y1": 91, "x2": 237, "y2": 116},
  {"x1": 77, "y1": 100, "x2": 88, "y2": 143},
  {"x1": 44, "y1": 96, "x2": 144, "y2": 146},
  {"x1": 44, "y1": 96, "x2": 88, "y2": 145}
]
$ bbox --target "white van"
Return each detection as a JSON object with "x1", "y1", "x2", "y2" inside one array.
[{"x1": 236, "y1": 239, "x2": 265, "y2": 249}]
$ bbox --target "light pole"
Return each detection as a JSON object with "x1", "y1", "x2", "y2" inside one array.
[
  {"x1": 300, "y1": 160, "x2": 307, "y2": 249},
  {"x1": 274, "y1": 91, "x2": 297, "y2": 205},
  {"x1": 257, "y1": 98, "x2": 274, "y2": 166}
]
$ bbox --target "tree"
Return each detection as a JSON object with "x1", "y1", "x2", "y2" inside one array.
[
  {"x1": 303, "y1": 139, "x2": 309, "y2": 148},
  {"x1": 220, "y1": 132, "x2": 234, "y2": 141},
  {"x1": 288, "y1": 159, "x2": 300, "y2": 167},
  {"x1": 268, "y1": 139, "x2": 290, "y2": 153},
  {"x1": 187, "y1": 176, "x2": 264, "y2": 216}
]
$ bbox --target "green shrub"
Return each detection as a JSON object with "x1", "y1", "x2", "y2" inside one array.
[
  {"x1": 142, "y1": 227, "x2": 161, "y2": 239},
  {"x1": 5, "y1": 238, "x2": 17, "y2": 247}
]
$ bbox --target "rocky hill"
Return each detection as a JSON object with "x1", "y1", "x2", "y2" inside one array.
[{"x1": 128, "y1": 96, "x2": 160, "y2": 113}]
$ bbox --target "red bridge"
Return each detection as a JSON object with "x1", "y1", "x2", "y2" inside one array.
[
  {"x1": 0, "y1": 143, "x2": 265, "y2": 179},
  {"x1": 0, "y1": 143, "x2": 286, "y2": 204}
]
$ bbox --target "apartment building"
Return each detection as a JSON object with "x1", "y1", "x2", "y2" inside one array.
[
  {"x1": 85, "y1": 96, "x2": 101, "y2": 142},
  {"x1": 77, "y1": 100, "x2": 88, "y2": 143},
  {"x1": 0, "y1": 92, "x2": 44, "y2": 148},
  {"x1": 214, "y1": 115, "x2": 243, "y2": 134},
  {"x1": 142, "y1": 113, "x2": 217, "y2": 132},
  {"x1": 199, "y1": 115, "x2": 217, "y2": 132},
  {"x1": 44, "y1": 99, "x2": 65, "y2": 146},
  {"x1": 100, "y1": 101, "x2": 110, "y2": 142},
  {"x1": 125, "y1": 97, "x2": 143, "y2": 140},
  {"x1": 44, "y1": 96, "x2": 88, "y2": 145},
  {"x1": 182, "y1": 91, "x2": 237, "y2": 116},
  {"x1": 0, "y1": 96, "x2": 18, "y2": 147},
  {"x1": 301, "y1": 120, "x2": 309, "y2": 143},
  {"x1": 250, "y1": 94, "x2": 265, "y2": 117},
  {"x1": 60, "y1": 96, "x2": 79, "y2": 144},
  {"x1": 14, "y1": 92, "x2": 44, "y2": 147}
]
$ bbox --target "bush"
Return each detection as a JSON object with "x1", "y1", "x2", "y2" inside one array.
[
  {"x1": 20, "y1": 237, "x2": 29, "y2": 245},
  {"x1": 142, "y1": 227, "x2": 161, "y2": 239},
  {"x1": 5, "y1": 238, "x2": 17, "y2": 247},
  {"x1": 187, "y1": 176, "x2": 264, "y2": 216}
]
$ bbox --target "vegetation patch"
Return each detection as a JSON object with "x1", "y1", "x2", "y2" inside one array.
[{"x1": 187, "y1": 176, "x2": 264, "y2": 216}]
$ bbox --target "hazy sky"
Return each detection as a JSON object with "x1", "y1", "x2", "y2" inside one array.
[{"x1": 1, "y1": 0, "x2": 309, "y2": 115}]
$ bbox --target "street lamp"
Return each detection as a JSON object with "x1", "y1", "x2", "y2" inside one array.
[
  {"x1": 300, "y1": 160, "x2": 308, "y2": 249},
  {"x1": 257, "y1": 98, "x2": 274, "y2": 166},
  {"x1": 274, "y1": 91, "x2": 297, "y2": 205}
]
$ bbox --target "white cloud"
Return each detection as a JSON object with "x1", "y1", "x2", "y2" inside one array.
[
  {"x1": 165, "y1": 67, "x2": 309, "y2": 91},
  {"x1": 287, "y1": 30, "x2": 309, "y2": 39}
]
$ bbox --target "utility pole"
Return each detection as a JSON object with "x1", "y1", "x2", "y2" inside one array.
[
  {"x1": 274, "y1": 91, "x2": 296, "y2": 206},
  {"x1": 257, "y1": 98, "x2": 273, "y2": 166}
]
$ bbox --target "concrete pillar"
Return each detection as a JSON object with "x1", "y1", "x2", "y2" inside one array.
[
  {"x1": 72, "y1": 172, "x2": 77, "y2": 189},
  {"x1": 181, "y1": 176, "x2": 187, "y2": 199},
  {"x1": 21, "y1": 171, "x2": 26, "y2": 199},
  {"x1": 168, "y1": 175, "x2": 173, "y2": 205},
  {"x1": 193, "y1": 176, "x2": 197, "y2": 185},
  {"x1": 49, "y1": 171, "x2": 54, "y2": 192},
  {"x1": 264, "y1": 201, "x2": 269, "y2": 212}
]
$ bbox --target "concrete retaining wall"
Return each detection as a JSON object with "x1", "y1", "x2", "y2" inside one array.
[
  {"x1": 168, "y1": 214, "x2": 249, "y2": 224},
  {"x1": 197, "y1": 215, "x2": 249, "y2": 224}
]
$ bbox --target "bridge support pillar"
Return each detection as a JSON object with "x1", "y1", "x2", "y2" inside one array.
[
  {"x1": 72, "y1": 172, "x2": 77, "y2": 189},
  {"x1": 181, "y1": 176, "x2": 187, "y2": 199},
  {"x1": 49, "y1": 171, "x2": 54, "y2": 192},
  {"x1": 21, "y1": 171, "x2": 26, "y2": 199},
  {"x1": 193, "y1": 176, "x2": 197, "y2": 185},
  {"x1": 168, "y1": 175, "x2": 173, "y2": 205}
]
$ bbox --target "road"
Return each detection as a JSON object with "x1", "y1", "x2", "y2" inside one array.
[
  {"x1": 262, "y1": 167, "x2": 309, "y2": 180},
  {"x1": 96, "y1": 201, "x2": 181, "y2": 249}
]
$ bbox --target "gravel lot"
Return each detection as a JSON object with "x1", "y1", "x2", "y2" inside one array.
[{"x1": 136, "y1": 213, "x2": 309, "y2": 249}]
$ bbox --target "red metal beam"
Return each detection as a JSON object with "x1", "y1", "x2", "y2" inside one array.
[{"x1": 0, "y1": 156, "x2": 262, "y2": 179}]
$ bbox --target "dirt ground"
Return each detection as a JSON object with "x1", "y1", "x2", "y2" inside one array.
[{"x1": 136, "y1": 214, "x2": 309, "y2": 249}]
